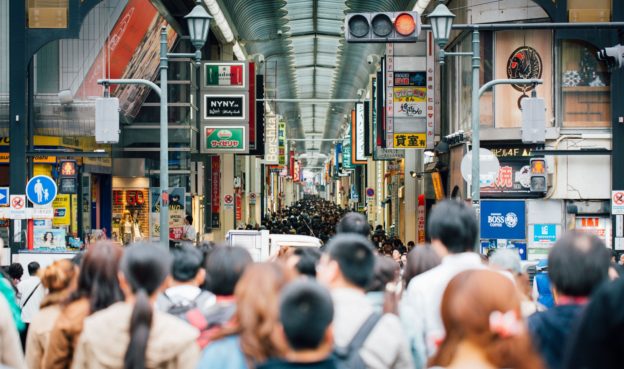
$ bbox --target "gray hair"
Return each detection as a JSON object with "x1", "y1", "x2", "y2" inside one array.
[{"x1": 490, "y1": 249, "x2": 522, "y2": 275}]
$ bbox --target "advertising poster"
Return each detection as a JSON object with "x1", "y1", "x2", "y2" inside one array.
[
  {"x1": 150, "y1": 187, "x2": 185, "y2": 239},
  {"x1": 575, "y1": 216, "x2": 612, "y2": 249},
  {"x1": 34, "y1": 228, "x2": 66, "y2": 250},
  {"x1": 204, "y1": 126, "x2": 246, "y2": 152},
  {"x1": 480, "y1": 200, "x2": 526, "y2": 240},
  {"x1": 52, "y1": 194, "x2": 77, "y2": 230},
  {"x1": 204, "y1": 63, "x2": 245, "y2": 87}
]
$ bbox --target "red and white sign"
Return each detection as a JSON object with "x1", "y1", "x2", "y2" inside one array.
[
  {"x1": 224, "y1": 194, "x2": 234, "y2": 208},
  {"x1": 417, "y1": 194, "x2": 426, "y2": 244},
  {"x1": 235, "y1": 193, "x2": 242, "y2": 221},
  {"x1": 10, "y1": 195, "x2": 26, "y2": 220},
  {"x1": 249, "y1": 192, "x2": 257, "y2": 205},
  {"x1": 612, "y1": 191, "x2": 624, "y2": 214}
]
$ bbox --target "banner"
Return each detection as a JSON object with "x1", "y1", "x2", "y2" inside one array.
[
  {"x1": 211, "y1": 157, "x2": 220, "y2": 228},
  {"x1": 33, "y1": 228, "x2": 66, "y2": 250},
  {"x1": 278, "y1": 120, "x2": 286, "y2": 166},
  {"x1": 353, "y1": 102, "x2": 367, "y2": 163},
  {"x1": 264, "y1": 114, "x2": 279, "y2": 164},
  {"x1": 150, "y1": 187, "x2": 185, "y2": 239}
]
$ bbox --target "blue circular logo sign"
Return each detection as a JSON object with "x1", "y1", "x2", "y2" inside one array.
[{"x1": 26, "y1": 175, "x2": 58, "y2": 206}]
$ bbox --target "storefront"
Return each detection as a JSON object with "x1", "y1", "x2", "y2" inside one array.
[{"x1": 111, "y1": 177, "x2": 150, "y2": 245}]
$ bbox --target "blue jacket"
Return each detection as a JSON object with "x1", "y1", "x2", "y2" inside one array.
[{"x1": 197, "y1": 335, "x2": 248, "y2": 369}]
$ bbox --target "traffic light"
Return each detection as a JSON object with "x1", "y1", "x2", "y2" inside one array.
[
  {"x1": 530, "y1": 158, "x2": 547, "y2": 193},
  {"x1": 597, "y1": 44, "x2": 624, "y2": 69},
  {"x1": 345, "y1": 12, "x2": 421, "y2": 43}
]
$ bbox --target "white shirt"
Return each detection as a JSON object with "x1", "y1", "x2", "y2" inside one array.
[
  {"x1": 18, "y1": 276, "x2": 44, "y2": 323},
  {"x1": 183, "y1": 224, "x2": 197, "y2": 244},
  {"x1": 403, "y1": 253, "x2": 485, "y2": 363}
]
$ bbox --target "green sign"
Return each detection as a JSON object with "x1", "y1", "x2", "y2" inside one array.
[
  {"x1": 343, "y1": 126, "x2": 354, "y2": 170},
  {"x1": 204, "y1": 126, "x2": 246, "y2": 152},
  {"x1": 204, "y1": 63, "x2": 245, "y2": 88}
]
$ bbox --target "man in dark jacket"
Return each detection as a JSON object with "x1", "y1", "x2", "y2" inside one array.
[{"x1": 527, "y1": 231, "x2": 610, "y2": 369}]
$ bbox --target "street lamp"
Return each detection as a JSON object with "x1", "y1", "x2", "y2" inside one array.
[
  {"x1": 98, "y1": 1, "x2": 211, "y2": 250},
  {"x1": 427, "y1": 2, "x2": 542, "y2": 252}
]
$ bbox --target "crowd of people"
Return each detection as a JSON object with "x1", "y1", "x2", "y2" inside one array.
[{"x1": 0, "y1": 198, "x2": 622, "y2": 369}]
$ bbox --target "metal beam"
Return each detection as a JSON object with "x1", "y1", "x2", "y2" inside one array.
[
  {"x1": 532, "y1": 149, "x2": 611, "y2": 156},
  {"x1": 258, "y1": 98, "x2": 366, "y2": 103},
  {"x1": 26, "y1": 151, "x2": 110, "y2": 158}
]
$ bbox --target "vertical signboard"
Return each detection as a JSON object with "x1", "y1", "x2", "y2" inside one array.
[
  {"x1": 211, "y1": 157, "x2": 220, "y2": 228},
  {"x1": 264, "y1": 113, "x2": 279, "y2": 164},
  {"x1": 353, "y1": 102, "x2": 367, "y2": 163},
  {"x1": 278, "y1": 120, "x2": 286, "y2": 166},
  {"x1": 426, "y1": 31, "x2": 435, "y2": 149},
  {"x1": 385, "y1": 43, "x2": 394, "y2": 148}
]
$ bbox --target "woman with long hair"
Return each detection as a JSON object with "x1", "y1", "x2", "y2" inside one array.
[
  {"x1": 428, "y1": 269, "x2": 544, "y2": 369},
  {"x1": 25, "y1": 259, "x2": 77, "y2": 369},
  {"x1": 197, "y1": 262, "x2": 291, "y2": 369},
  {"x1": 72, "y1": 242, "x2": 199, "y2": 369},
  {"x1": 44, "y1": 241, "x2": 124, "y2": 369}
]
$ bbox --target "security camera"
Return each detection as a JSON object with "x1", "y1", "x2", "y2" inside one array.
[
  {"x1": 257, "y1": 54, "x2": 265, "y2": 64},
  {"x1": 597, "y1": 44, "x2": 624, "y2": 69},
  {"x1": 367, "y1": 55, "x2": 374, "y2": 65},
  {"x1": 277, "y1": 29, "x2": 283, "y2": 37}
]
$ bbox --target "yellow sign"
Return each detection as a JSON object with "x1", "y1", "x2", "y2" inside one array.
[
  {"x1": 0, "y1": 153, "x2": 56, "y2": 164},
  {"x1": 393, "y1": 133, "x2": 426, "y2": 148},
  {"x1": 393, "y1": 87, "x2": 426, "y2": 102},
  {"x1": 432, "y1": 172, "x2": 445, "y2": 200},
  {"x1": 52, "y1": 194, "x2": 77, "y2": 229}
]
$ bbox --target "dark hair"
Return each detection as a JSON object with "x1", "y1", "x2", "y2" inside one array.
[
  {"x1": 549, "y1": 231, "x2": 610, "y2": 297},
  {"x1": 336, "y1": 212, "x2": 370, "y2": 238},
  {"x1": 427, "y1": 200, "x2": 478, "y2": 253},
  {"x1": 44, "y1": 231, "x2": 54, "y2": 242},
  {"x1": 367, "y1": 256, "x2": 399, "y2": 292},
  {"x1": 293, "y1": 247, "x2": 321, "y2": 278},
  {"x1": 28, "y1": 261, "x2": 40, "y2": 276},
  {"x1": 122, "y1": 243, "x2": 171, "y2": 369},
  {"x1": 7, "y1": 263, "x2": 23, "y2": 281},
  {"x1": 325, "y1": 234, "x2": 375, "y2": 288},
  {"x1": 279, "y1": 280, "x2": 333, "y2": 350},
  {"x1": 170, "y1": 245, "x2": 203, "y2": 282},
  {"x1": 185, "y1": 215, "x2": 193, "y2": 224},
  {"x1": 68, "y1": 241, "x2": 123, "y2": 313},
  {"x1": 205, "y1": 246, "x2": 253, "y2": 296},
  {"x1": 403, "y1": 245, "x2": 442, "y2": 286}
]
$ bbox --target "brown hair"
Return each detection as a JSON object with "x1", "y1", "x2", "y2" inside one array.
[
  {"x1": 403, "y1": 245, "x2": 441, "y2": 286},
  {"x1": 429, "y1": 269, "x2": 544, "y2": 369},
  {"x1": 220, "y1": 262, "x2": 290, "y2": 366},
  {"x1": 40, "y1": 259, "x2": 77, "y2": 308}
]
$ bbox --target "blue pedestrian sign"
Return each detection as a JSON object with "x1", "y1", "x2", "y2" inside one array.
[
  {"x1": 26, "y1": 175, "x2": 57, "y2": 206},
  {"x1": 0, "y1": 187, "x2": 8, "y2": 206}
]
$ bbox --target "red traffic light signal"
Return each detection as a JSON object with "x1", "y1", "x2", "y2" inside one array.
[{"x1": 345, "y1": 11, "x2": 421, "y2": 43}]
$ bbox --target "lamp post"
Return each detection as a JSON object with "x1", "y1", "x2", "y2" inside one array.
[
  {"x1": 428, "y1": 2, "x2": 542, "y2": 251},
  {"x1": 99, "y1": 1, "x2": 211, "y2": 250}
]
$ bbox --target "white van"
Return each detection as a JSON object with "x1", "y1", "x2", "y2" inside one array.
[{"x1": 226, "y1": 230, "x2": 322, "y2": 262}]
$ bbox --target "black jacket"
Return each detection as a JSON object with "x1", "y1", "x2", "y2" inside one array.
[{"x1": 528, "y1": 304, "x2": 585, "y2": 369}]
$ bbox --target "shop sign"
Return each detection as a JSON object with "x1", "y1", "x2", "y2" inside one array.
[
  {"x1": 211, "y1": 157, "x2": 220, "y2": 228},
  {"x1": 203, "y1": 126, "x2": 247, "y2": 152},
  {"x1": 52, "y1": 194, "x2": 77, "y2": 229},
  {"x1": 203, "y1": 94, "x2": 246, "y2": 120},
  {"x1": 431, "y1": 172, "x2": 445, "y2": 200},
  {"x1": 33, "y1": 228, "x2": 66, "y2": 250},
  {"x1": 480, "y1": 200, "x2": 526, "y2": 240},
  {"x1": 150, "y1": 187, "x2": 185, "y2": 239},
  {"x1": 353, "y1": 103, "x2": 367, "y2": 163},
  {"x1": 393, "y1": 133, "x2": 426, "y2": 149},
  {"x1": 394, "y1": 71, "x2": 426, "y2": 87},
  {"x1": 235, "y1": 193, "x2": 242, "y2": 221},
  {"x1": 264, "y1": 114, "x2": 279, "y2": 164},
  {"x1": 575, "y1": 216, "x2": 612, "y2": 249},
  {"x1": 417, "y1": 194, "x2": 425, "y2": 243},
  {"x1": 278, "y1": 121, "x2": 286, "y2": 166},
  {"x1": 204, "y1": 63, "x2": 246, "y2": 88},
  {"x1": 533, "y1": 224, "x2": 557, "y2": 243}
]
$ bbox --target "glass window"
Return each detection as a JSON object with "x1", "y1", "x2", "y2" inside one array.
[
  {"x1": 36, "y1": 41, "x2": 60, "y2": 93},
  {"x1": 560, "y1": 40, "x2": 610, "y2": 128},
  {"x1": 27, "y1": 0, "x2": 69, "y2": 29}
]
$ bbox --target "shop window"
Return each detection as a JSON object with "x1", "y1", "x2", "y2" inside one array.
[
  {"x1": 27, "y1": 0, "x2": 68, "y2": 29},
  {"x1": 560, "y1": 40, "x2": 610, "y2": 128},
  {"x1": 568, "y1": 0, "x2": 611, "y2": 22}
]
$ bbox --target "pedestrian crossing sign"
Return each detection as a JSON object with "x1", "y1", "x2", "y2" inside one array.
[{"x1": 26, "y1": 175, "x2": 57, "y2": 206}]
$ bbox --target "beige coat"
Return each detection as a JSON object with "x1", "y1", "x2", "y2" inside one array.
[
  {"x1": 25, "y1": 304, "x2": 61, "y2": 369},
  {"x1": 71, "y1": 302, "x2": 199, "y2": 369},
  {"x1": 0, "y1": 295, "x2": 26, "y2": 369}
]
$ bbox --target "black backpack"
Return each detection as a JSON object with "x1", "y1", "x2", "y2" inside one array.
[{"x1": 333, "y1": 312, "x2": 382, "y2": 369}]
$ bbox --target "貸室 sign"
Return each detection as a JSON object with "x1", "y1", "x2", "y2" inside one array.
[
  {"x1": 203, "y1": 94, "x2": 247, "y2": 120},
  {"x1": 480, "y1": 200, "x2": 526, "y2": 240},
  {"x1": 203, "y1": 126, "x2": 247, "y2": 153}
]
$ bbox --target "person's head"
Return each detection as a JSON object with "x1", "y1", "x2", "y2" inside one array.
[
  {"x1": 28, "y1": 261, "x2": 40, "y2": 277},
  {"x1": 228, "y1": 262, "x2": 290, "y2": 362},
  {"x1": 69, "y1": 241, "x2": 123, "y2": 313},
  {"x1": 391, "y1": 249, "x2": 401, "y2": 261},
  {"x1": 336, "y1": 212, "x2": 370, "y2": 238},
  {"x1": 427, "y1": 200, "x2": 478, "y2": 256},
  {"x1": 317, "y1": 234, "x2": 375, "y2": 290},
  {"x1": 429, "y1": 269, "x2": 544, "y2": 369},
  {"x1": 44, "y1": 232, "x2": 54, "y2": 242},
  {"x1": 489, "y1": 249, "x2": 522, "y2": 276},
  {"x1": 185, "y1": 215, "x2": 193, "y2": 225},
  {"x1": 119, "y1": 243, "x2": 171, "y2": 369},
  {"x1": 289, "y1": 247, "x2": 322, "y2": 278},
  {"x1": 366, "y1": 256, "x2": 399, "y2": 292},
  {"x1": 619, "y1": 253, "x2": 624, "y2": 264},
  {"x1": 279, "y1": 280, "x2": 334, "y2": 354},
  {"x1": 549, "y1": 231, "x2": 610, "y2": 298},
  {"x1": 170, "y1": 245, "x2": 205, "y2": 286},
  {"x1": 7, "y1": 263, "x2": 23, "y2": 283},
  {"x1": 40, "y1": 259, "x2": 78, "y2": 308},
  {"x1": 403, "y1": 245, "x2": 442, "y2": 286},
  {"x1": 204, "y1": 246, "x2": 253, "y2": 296}
]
